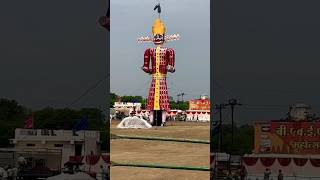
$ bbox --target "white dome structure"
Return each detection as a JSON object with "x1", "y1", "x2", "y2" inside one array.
[{"x1": 117, "y1": 116, "x2": 152, "y2": 129}]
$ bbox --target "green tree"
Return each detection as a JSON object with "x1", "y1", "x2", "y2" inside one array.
[
  {"x1": 110, "y1": 93, "x2": 118, "y2": 107},
  {"x1": 141, "y1": 98, "x2": 147, "y2": 109},
  {"x1": 34, "y1": 107, "x2": 77, "y2": 130},
  {"x1": 34, "y1": 107, "x2": 107, "y2": 151},
  {"x1": 34, "y1": 108, "x2": 104, "y2": 130},
  {"x1": 211, "y1": 124, "x2": 254, "y2": 155},
  {"x1": 0, "y1": 98, "x2": 108, "y2": 151},
  {"x1": 170, "y1": 101, "x2": 177, "y2": 109},
  {"x1": 0, "y1": 99, "x2": 28, "y2": 122},
  {"x1": 169, "y1": 101, "x2": 189, "y2": 110},
  {"x1": 0, "y1": 99, "x2": 28, "y2": 147},
  {"x1": 177, "y1": 102, "x2": 189, "y2": 110},
  {"x1": 121, "y1": 96, "x2": 143, "y2": 103}
]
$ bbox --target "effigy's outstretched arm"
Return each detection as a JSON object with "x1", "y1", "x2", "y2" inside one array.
[
  {"x1": 167, "y1": 48, "x2": 175, "y2": 73},
  {"x1": 142, "y1": 49, "x2": 151, "y2": 74}
]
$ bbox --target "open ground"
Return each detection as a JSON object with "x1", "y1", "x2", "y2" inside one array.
[{"x1": 110, "y1": 121, "x2": 210, "y2": 180}]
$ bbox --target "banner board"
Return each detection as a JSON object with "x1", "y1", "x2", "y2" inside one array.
[{"x1": 254, "y1": 121, "x2": 320, "y2": 154}]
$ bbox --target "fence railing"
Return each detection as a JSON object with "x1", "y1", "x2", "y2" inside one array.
[
  {"x1": 111, "y1": 161, "x2": 210, "y2": 171},
  {"x1": 111, "y1": 134, "x2": 210, "y2": 172},
  {"x1": 111, "y1": 134, "x2": 210, "y2": 144}
]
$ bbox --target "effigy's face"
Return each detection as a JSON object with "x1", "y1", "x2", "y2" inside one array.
[{"x1": 153, "y1": 34, "x2": 165, "y2": 45}]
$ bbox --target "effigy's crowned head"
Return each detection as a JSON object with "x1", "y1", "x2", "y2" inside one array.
[
  {"x1": 152, "y1": 18, "x2": 166, "y2": 45},
  {"x1": 137, "y1": 3, "x2": 179, "y2": 44}
]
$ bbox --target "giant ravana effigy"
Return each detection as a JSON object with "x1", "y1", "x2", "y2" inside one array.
[{"x1": 138, "y1": 3, "x2": 180, "y2": 126}]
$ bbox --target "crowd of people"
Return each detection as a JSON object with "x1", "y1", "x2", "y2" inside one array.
[
  {"x1": 62, "y1": 162, "x2": 109, "y2": 180},
  {"x1": 96, "y1": 165, "x2": 109, "y2": 180},
  {"x1": 237, "y1": 168, "x2": 284, "y2": 180},
  {"x1": 262, "y1": 168, "x2": 283, "y2": 180},
  {"x1": 220, "y1": 167, "x2": 284, "y2": 180},
  {"x1": 0, "y1": 165, "x2": 19, "y2": 180}
]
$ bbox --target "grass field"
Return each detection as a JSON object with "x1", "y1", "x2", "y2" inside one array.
[{"x1": 110, "y1": 120, "x2": 210, "y2": 180}]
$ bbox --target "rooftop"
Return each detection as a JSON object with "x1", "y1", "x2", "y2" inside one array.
[{"x1": 10, "y1": 128, "x2": 100, "y2": 143}]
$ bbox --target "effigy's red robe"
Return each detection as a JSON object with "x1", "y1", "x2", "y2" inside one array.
[{"x1": 142, "y1": 46, "x2": 175, "y2": 111}]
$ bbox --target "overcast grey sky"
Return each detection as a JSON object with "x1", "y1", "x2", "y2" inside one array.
[
  {"x1": 214, "y1": 0, "x2": 320, "y2": 125},
  {"x1": 110, "y1": 0, "x2": 210, "y2": 101},
  {"x1": 0, "y1": 0, "x2": 107, "y2": 109}
]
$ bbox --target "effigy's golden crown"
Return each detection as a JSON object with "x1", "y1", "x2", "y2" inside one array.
[
  {"x1": 152, "y1": 18, "x2": 166, "y2": 36},
  {"x1": 137, "y1": 3, "x2": 180, "y2": 43}
]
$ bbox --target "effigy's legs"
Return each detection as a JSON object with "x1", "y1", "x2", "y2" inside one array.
[
  {"x1": 161, "y1": 111, "x2": 166, "y2": 125},
  {"x1": 149, "y1": 110, "x2": 166, "y2": 126},
  {"x1": 150, "y1": 110, "x2": 163, "y2": 126},
  {"x1": 149, "y1": 111, "x2": 154, "y2": 125},
  {"x1": 155, "y1": 110, "x2": 162, "y2": 126}
]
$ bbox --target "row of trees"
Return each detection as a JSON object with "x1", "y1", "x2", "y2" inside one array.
[
  {"x1": 110, "y1": 93, "x2": 145, "y2": 107},
  {"x1": 0, "y1": 97, "x2": 254, "y2": 154},
  {"x1": 0, "y1": 98, "x2": 107, "y2": 150},
  {"x1": 211, "y1": 124, "x2": 254, "y2": 155},
  {"x1": 110, "y1": 92, "x2": 189, "y2": 110}
]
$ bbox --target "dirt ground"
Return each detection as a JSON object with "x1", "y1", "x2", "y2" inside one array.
[{"x1": 110, "y1": 121, "x2": 210, "y2": 180}]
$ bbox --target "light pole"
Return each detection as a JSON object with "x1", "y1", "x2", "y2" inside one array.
[
  {"x1": 214, "y1": 104, "x2": 227, "y2": 152},
  {"x1": 226, "y1": 98, "x2": 242, "y2": 146}
]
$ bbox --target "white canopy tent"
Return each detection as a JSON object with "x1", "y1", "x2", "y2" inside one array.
[{"x1": 117, "y1": 116, "x2": 152, "y2": 129}]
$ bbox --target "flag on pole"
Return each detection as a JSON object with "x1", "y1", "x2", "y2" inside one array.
[
  {"x1": 154, "y1": 3, "x2": 161, "y2": 14},
  {"x1": 74, "y1": 116, "x2": 89, "y2": 131},
  {"x1": 24, "y1": 115, "x2": 33, "y2": 129}
]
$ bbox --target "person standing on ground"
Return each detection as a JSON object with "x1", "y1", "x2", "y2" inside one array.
[
  {"x1": 98, "y1": 165, "x2": 108, "y2": 180},
  {"x1": 103, "y1": 164, "x2": 109, "y2": 180},
  {"x1": 6, "y1": 166, "x2": 12, "y2": 180},
  {"x1": 264, "y1": 168, "x2": 271, "y2": 180},
  {"x1": 278, "y1": 169, "x2": 283, "y2": 180},
  {"x1": 96, "y1": 165, "x2": 103, "y2": 180},
  {"x1": 0, "y1": 167, "x2": 4, "y2": 179},
  {"x1": 1, "y1": 167, "x2": 8, "y2": 180},
  {"x1": 240, "y1": 166, "x2": 247, "y2": 180},
  {"x1": 11, "y1": 167, "x2": 17, "y2": 180}
]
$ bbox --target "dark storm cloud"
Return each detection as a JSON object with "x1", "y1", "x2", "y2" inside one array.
[
  {"x1": 214, "y1": 0, "x2": 320, "y2": 125},
  {"x1": 0, "y1": 1, "x2": 107, "y2": 109}
]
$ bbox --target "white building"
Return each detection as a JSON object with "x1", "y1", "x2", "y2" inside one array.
[{"x1": 9, "y1": 128, "x2": 100, "y2": 170}]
